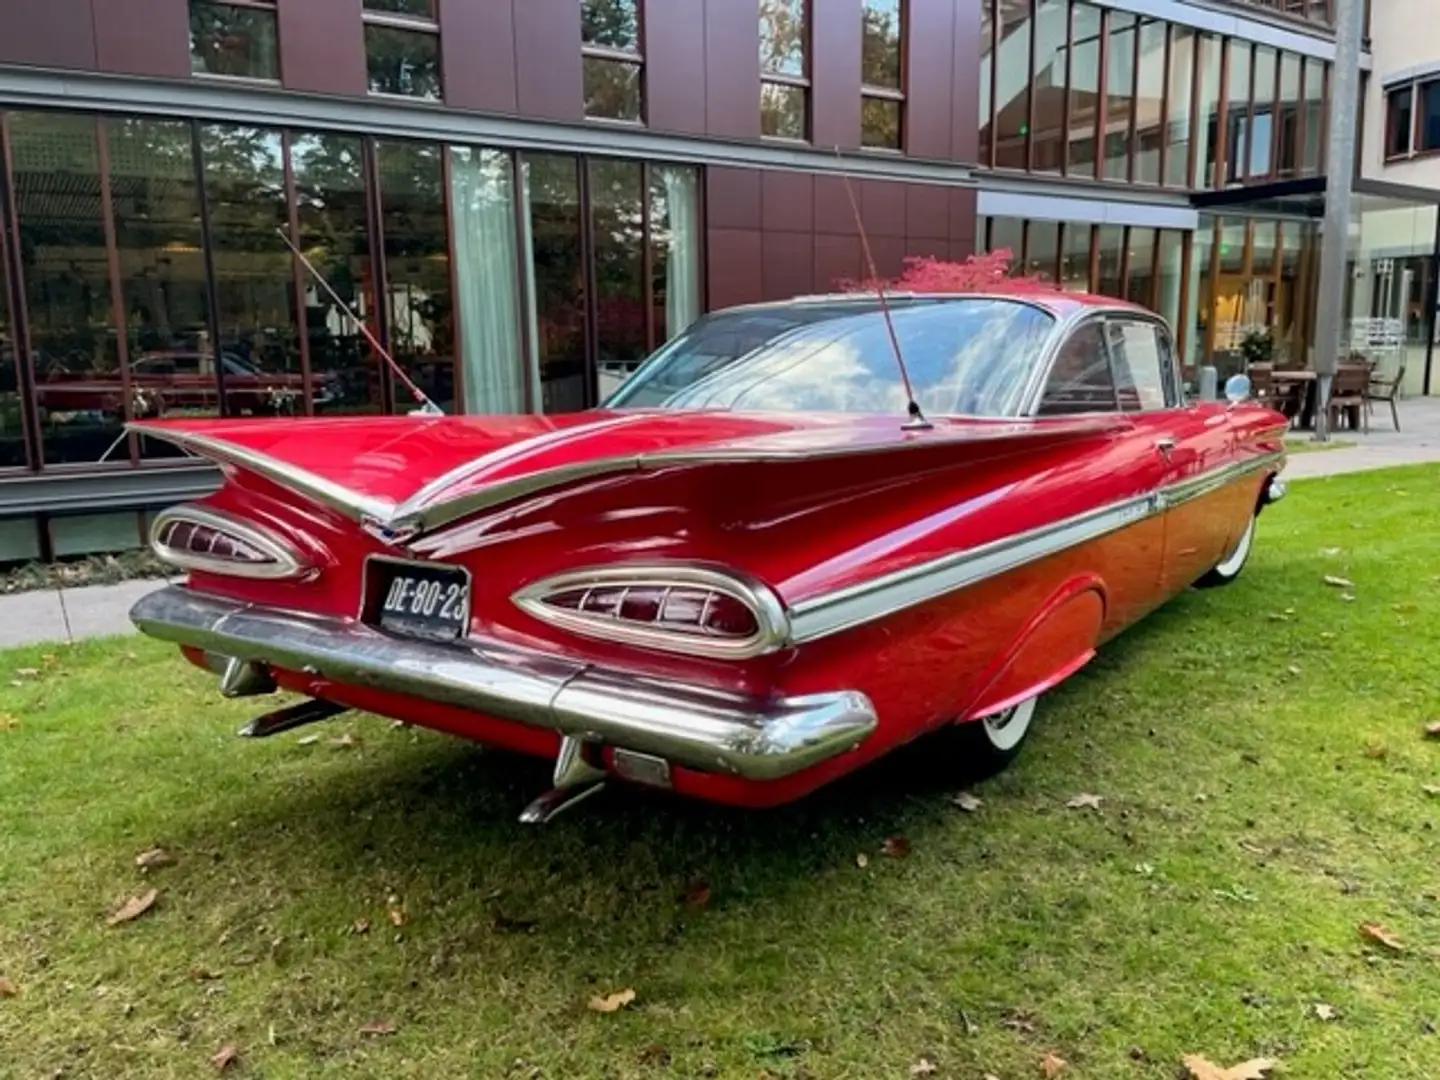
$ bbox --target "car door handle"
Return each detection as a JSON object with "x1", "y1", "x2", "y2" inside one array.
[{"x1": 1154, "y1": 437, "x2": 1176, "y2": 462}]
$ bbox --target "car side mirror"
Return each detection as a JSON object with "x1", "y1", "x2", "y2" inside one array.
[{"x1": 1224, "y1": 374, "x2": 1252, "y2": 405}]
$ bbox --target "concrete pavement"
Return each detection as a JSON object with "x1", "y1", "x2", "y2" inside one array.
[{"x1": 0, "y1": 398, "x2": 1436, "y2": 649}]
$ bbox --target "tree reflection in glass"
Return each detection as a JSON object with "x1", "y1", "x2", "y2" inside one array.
[
  {"x1": 522, "y1": 155, "x2": 588, "y2": 413},
  {"x1": 365, "y1": 25, "x2": 441, "y2": 100},
  {"x1": 590, "y1": 160, "x2": 645, "y2": 402},
  {"x1": 0, "y1": 197, "x2": 23, "y2": 468},
  {"x1": 291, "y1": 132, "x2": 383, "y2": 413},
  {"x1": 10, "y1": 112, "x2": 124, "y2": 465}
]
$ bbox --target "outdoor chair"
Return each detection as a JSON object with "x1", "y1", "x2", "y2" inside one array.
[
  {"x1": 1368, "y1": 364, "x2": 1405, "y2": 432},
  {"x1": 1326, "y1": 363, "x2": 1370, "y2": 435}
]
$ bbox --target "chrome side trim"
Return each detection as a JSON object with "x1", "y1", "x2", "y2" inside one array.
[
  {"x1": 512, "y1": 563, "x2": 792, "y2": 660},
  {"x1": 130, "y1": 586, "x2": 877, "y2": 781},
  {"x1": 150, "y1": 504, "x2": 315, "y2": 581},
  {"x1": 789, "y1": 450, "x2": 1284, "y2": 644}
]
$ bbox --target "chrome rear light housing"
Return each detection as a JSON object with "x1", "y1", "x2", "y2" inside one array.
[
  {"x1": 150, "y1": 504, "x2": 314, "y2": 580},
  {"x1": 513, "y1": 564, "x2": 791, "y2": 659}
]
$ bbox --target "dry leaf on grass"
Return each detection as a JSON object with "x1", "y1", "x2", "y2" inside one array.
[
  {"x1": 856, "y1": 853, "x2": 870, "y2": 869},
  {"x1": 1423, "y1": 785, "x2": 1440, "y2": 797},
  {"x1": 296, "y1": 734, "x2": 321, "y2": 746},
  {"x1": 587, "y1": 988, "x2": 637, "y2": 1013},
  {"x1": 387, "y1": 904, "x2": 406, "y2": 928},
  {"x1": 1323, "y1": 575, "x2": 1354, "y2": 589},
  {"x1": 910, "y1": 1058, "x2": 938, "y2": 1076},
  {"x1": 1040, "y1": 1051, "x2": 1067, "y2": 1077},
  {"x1": 1066, "y1": 793, "x2": 1103, "y2": 811},
  {"x1": 881, "y1": 836, "x2": 912, "y2": 858},
  {"x1": 329, "y1": 733, "x2": 360, "y2": 749},
  {"x1": 106, "y1": 889, "x2": 158, "y2": 927},
  {"x1": 681, "y1": 877, "x2": 712, "y2": 908},
  {"x1": 0, "y1": 976, "x2": 17, "y2": 997},
  {"x1": 14, "y1": 668, "x2": 38, "y2": 678},
  {"x1": 1313, "y1": 1003, "x2": 1337, "y2": 1021},
  {"x1": 1359, "y1": 921, "x2": 1406, "y2": 952},
  {"x1": 210, "y1": 1044, "x2": 240, "y2": 1073},
  {"x1": 1425, "y1": 721, "x2": 1440, "y2": 739},
  {"x1": 134, "y1": 847, "x2": 174, "y2": 870},
  {"x1": 952, "y1": 791, "x2": 983, "y2": 812},
  {"x1": 1182, "y1": 1055, "x2": 1279, "y2": 1080},
  {"x1": 351, "y1": 918, "x2": 371, "y2": 935},
  {"x1": 0, "y1": 714, "x2": 18, "y2": 732},
  {"x1": 359, "y1": 1019, "x2": 397, "y2": 1037}
]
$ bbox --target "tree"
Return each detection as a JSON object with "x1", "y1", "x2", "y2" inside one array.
[{"x1": 837, "y1": 249, "x2": 1060, "y2": 294}]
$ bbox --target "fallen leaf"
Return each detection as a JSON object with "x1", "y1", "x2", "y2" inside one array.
[
  {"x1": 952, "y1": 791, "x2": 983, "y2": 812},
  {"x1": 210, "y1": 1044, "x2": 240, "y2": 1073},
  {"x1": 106, "y1": 889, "x2": 159, "y2": 927},
  {"x1": 1313, "y1": 1003, "x2": 1337, "y2": 1021},
  {"x1": 1341, "y1": 593, "x2": 1356, "y2": 603},
  {"x1": 351, "y1": 918, "x2": 371, "y2": 935},
  {"x1": 134, "y1": 847, "x2": 174, "y2": 870},
  {"x1": 681, "y1": 877, "x2": 712, "y2": 908},
  {"x1": 296, "y1": 734, "x2": 320, "y2": 746},
  {"x1": 1423, "y1": 785, "x2": 1440, "y2": 797},
  {"x1": 329, "y1": 733, "x2": 359, "y2": 749},
  {"x1": 0, "y1": 976, "x2": 17, "y2": 997},
  {"x1": 881, "y1": 835, "x2": 912, "y2": 858},
  {"x1": 1182, "y1": 1055, "x2": 1280, "y2": 1080},
  {"x1": 587, "y1": 988, "x2": 636, "y2": 1013},
  {"x1": 1323, "y1": 575, "x2": 1354, "y2": 589},
  {"x1": 1363, "y1": 743, "x2": 1388, "y2": 760},
  {"x1": 387, "y1": 903, "x2": 406, "y2": 928},
  {"x1": 359, "y1": 1019, "x2": 397, "y2": 1037},
  {"x1": 14, "y1": 667, "x2": 38, "y2": 678},
  {"x1": 1286, "y1": 665, "x2": 1301, "y2": 676},
  {"x1": 0, "y1": 714, "x2": 18, "y2": 732},
  {"x1": 856, "y1": 853, "x2": 870, "y2": 869},
  {"x1": 910, "y1": 1058, "x2": 938, "y2": 1077},
  {"x1": 1040, "y1": 1051, "x2": 1067, "y2": 1077},
  {"x1": 1359, "y1": 921, "x2": 1405, "y2": 952},
  {"x1": 1425, "y1": 721, "x2": 1440, "y2": 739},
  {"x1": 1321, "y1": 547, "x2": 1342, "y2": 556},
  {"x1": 1066, "y1": 793, "x2": 1103, "y2": 811}
]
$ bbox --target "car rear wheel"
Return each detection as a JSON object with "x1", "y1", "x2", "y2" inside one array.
[
  {"x1": 941, "y1": 694, "x2": 1040, "y2": 778},
  {"x1": 1194, "y1": 513, "x2": 1256, "y2": 589}
]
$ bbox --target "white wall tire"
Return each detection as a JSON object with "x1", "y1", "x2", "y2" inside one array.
[
  {"x1": 1196, "y1": 514, "x2": 1256, "y2": 589},
  {"x1": 981, "y1": 696, "x2": 1037, "y2": 752},
  {"x1": 939, "y1": 692, "x2": 1042, "y2": 778}
]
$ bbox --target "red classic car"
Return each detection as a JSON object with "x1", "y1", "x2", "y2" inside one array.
[{"x1": 128, "y1": 292, "x2": 1288, "y2": 822}]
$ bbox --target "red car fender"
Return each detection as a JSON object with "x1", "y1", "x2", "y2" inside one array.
[{"x1": 959, "y1": 573, "x2": 1107, "y2": 722}]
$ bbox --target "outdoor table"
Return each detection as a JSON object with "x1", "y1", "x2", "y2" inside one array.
[{"x1": 1272, "y1": 369, "x2": 1317, "y2": 429}]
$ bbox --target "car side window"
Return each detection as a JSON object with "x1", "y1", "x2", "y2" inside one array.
[
  {"x1": 1107, "y1": 320, "x2": 1170, "y2": 412},
  {"x1": 1036, "y1": 323, "x2": 1117, "y2": 415}
]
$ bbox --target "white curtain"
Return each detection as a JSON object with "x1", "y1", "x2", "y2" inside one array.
[
  {"x1": 659, "y1": 166, "x2": 702, "y2": 342},
  {"x1": 449, "y1": 147, "x2": 525, "y2": 414}
]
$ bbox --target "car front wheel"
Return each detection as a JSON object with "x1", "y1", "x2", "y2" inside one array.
[{"x1": 1195, "y1": 513, "x2": 1256, "y2": 589}]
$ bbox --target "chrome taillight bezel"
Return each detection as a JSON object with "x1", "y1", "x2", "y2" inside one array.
[
  {"x1": 150, "y1": 505, "x2": 313, "y2": 580},
  {"x1": 512, "y1": 564, "x2": 792, "y2": 660}
]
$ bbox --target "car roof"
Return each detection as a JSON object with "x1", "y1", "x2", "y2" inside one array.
[{"x1": 722, "y1": 290, "x2": 1152, "y2": 320}]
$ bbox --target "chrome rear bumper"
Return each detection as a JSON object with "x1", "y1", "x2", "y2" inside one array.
[{"x1": 129, "y1": 586, "x2": 877, "y2": 781}]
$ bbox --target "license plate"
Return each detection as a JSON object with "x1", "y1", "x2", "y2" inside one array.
[{"x1": 366, "y1": 558, "x2": 471, "y2": 642}]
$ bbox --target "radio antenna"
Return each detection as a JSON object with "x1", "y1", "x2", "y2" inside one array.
[
  {"x1": 275, "y1": 228, "x2": 443, "y2": 415},
  {"x1": 835, "y1": 152, "x2": 930, "y2": 431}
]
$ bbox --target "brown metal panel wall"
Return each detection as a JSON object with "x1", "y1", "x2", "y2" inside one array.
[
  {"x1": 94, "y1": 0, "x2": 190, "y2": 77},
  {"x1": 0, "y1": 0, "x2": 96, "y2": 68},
  {"x1": 514, "y1": 0, "x2": 582, "y2": 121},
  {"x1": 440, "y1": 0, "x2": 518, "y2": 113},
  {"x1": 861, "y1": 180, "x2": 907, "y2": 239},
  {"x1": 708, "y1": 228, "x2": 764, "y2": 309},
  {"x1": 906, "y1": 0, "x2": 956, "y2": 159},
  {"x1": 906, "y1": 185, "x2": 950, "y2": 241},
  {"x1": 762, "y1": 170, "x2": 814, "y2": 233},
  {"x1": 646, "y1": 0, "x2": 707, "y2": 135},
  {"x1": 950, "y1": 0, "x2": 984, "y2": 164},
  {"x1": 704, "y1": 0, "x2": 760, "y2": 140},
  {"x1": 811, "y1": 0, "x2": 861, "y2": 150},
  {"x1": 278, "y1": 0, "x2": 367, "y2": 96}
]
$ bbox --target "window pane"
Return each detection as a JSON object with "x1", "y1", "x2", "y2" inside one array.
[
  {"x1": 1251, "y1": 221, "x2": 1276, "y2": 280},
  {"x1": 861, "y1": 96, "x2": 902, "y2": 149},
  {"x1": 1103, "y1": 12, "x2": 1137, "y2": 181},
  {"x1": 1025, "y1": 220, "x2": 1060, "y2": 282},
  {"x1": 1108, "y1": 321, "x2": 1167, "y2": 410},
  {"x1": 1038, "y1": 323, "x2": 1116, "y2": 415},
  {"x1": 291, "y1": 132, "x2": 383, "y2": 414},
  {"x1": 989, "y1": 217, "x2": 1023, "y2": 262},
  {"x1": 1224, "y1": 42, "x2": 1251, "y2": 184},
  {"x1": 1421, "y1": 81, "x2": 1440, "y2": 152},
  {"x1": 861, "y1": 0, "x2": 902, "y2": 90},
  {"x1": 365, "y1": 25, "x2": 440, "y2": 100},
  {"x1": 1060, "y1": 223, "x2": 1092, "y2": 292},
  {"x1": 377, "y1": 141, "x2": 453, "y2": 412},
  {"x1": 761, "y1": 82, "x2": 806, "y2": 139},
  {"x1": 1249, "y1": 47, "x2": 1277, "y2": 179},
  {"x1": 1388, "y1": 87, "x2": 1414, "y2": 158},
  {"x1": 364, "y1": 0, "x2": 435, "y2": 16},
  {"x1": 1030, "y1": 0, "x2": 1066, "y2": 174},
  {"x1": 584, "y1": 57, "x2": 642, "y2": 121},
  {"x1": 107, "y1": 119, "x2": 217, "y2": 460},
  {"x1": 1125, "y1": 227, "x2": 1155, "y2": 307},
  {"x1": 1096, "y1": 225, "x2": 1124, "y2": 298},
  {"x1": 1278, "y1": 53, "x2": 1302, "y2": 175},
  {"x1": 1185, "y1": 221, "x2": 1214, "y2": 387},
  {"x1": 650, "y1": 166, "x2": 702, "y2": 350},
  {"x1": 1132, "y1": 19, "x2": 1165, "y2": 184},
  {"x1": 0, "y1": 181, "x2": 24, "y2": 468},
  {"x1": 590, "y1": 160, "x2": 646, "y2": 398},
  {"x1": 189, "y1": 1, "x2": 278, "y2": 80},
  {"x1": 449, "y1": 148, "x2": 523, "y2": 413},
  {"x1": 979, "y1": 0, "x2": 995, "y2": 162},
  {"x1": 1196, "y1": 34, "x2": 1223, "y2": 188},
  {"x1": 582, "y1": 0, "x2": 639, "y2": 49},
  {"x1": 1301, "y1": 58, "x2": 1325, "y2": 174},
  {"x1": 995, "y1": 0, "x2": 1033, "y2": 170},
  {"x1": 1165, "y1": 26, "x2": 1194, "y2": 187},
  {"x1": 759, "y1": 0, "x2": 806, "y2": 77},
  {"x1": 1276, "y1": 222, "x2": 1303, "y2": 361},
  {"x1": 524, "y1": 154, "x2": 588, "y2": 413},
  {"x1": 12, "y1": 113, "x2": 126, "y2": 466},
  {"x1": 1155, "y1": 229, "x2": 1184, "y2": 334},
  {"x1": 200, "y1": 125, "x2": 304, "y2": 423},
  {"x1": 1067, "y1": 4, "x2": 1101, "y2": 176}
]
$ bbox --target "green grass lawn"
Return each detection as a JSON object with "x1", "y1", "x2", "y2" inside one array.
[{"x1": 3, "y1": 466, "x2": 1440, "y2": 1080}]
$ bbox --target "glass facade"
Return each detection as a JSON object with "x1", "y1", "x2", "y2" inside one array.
[
  {"x1": 759, "y1": 0, "x2": 810, "y2": 140},
  {"x1": 582, "y1": 0, "x2": 645, "y2": 122},
  {"x1": 0, "y1": 110, "x2": 703, "y2": 472},
  {"x1": 362, "y1": 0, "x2": 441, "y2": 101},
  {"x1": 977, "y1": 0, "x2": 1330, "y2": 188}
]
